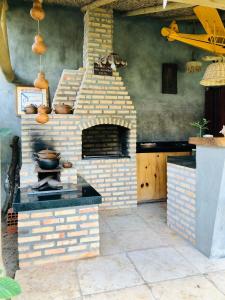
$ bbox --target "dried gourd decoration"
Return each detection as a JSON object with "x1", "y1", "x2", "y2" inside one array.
[
  {"x1": 36, "y1": 113, "x2": 49, "y2": 124},
  {"x1": 30, "y1": 0, "x2": 45, "y2": 21},
  {"x1": 34, "y1": 72, "x2": 49, "y2": 89},
  {"x1": 32, "y1": 34, "x2": 47, "y2": 55}
]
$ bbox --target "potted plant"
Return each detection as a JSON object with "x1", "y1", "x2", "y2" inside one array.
[
  {"x1": 190, "y1": 118, "x2": 209, "y2": 137},
  {"x1": 0, "y1": 270, "x2": 21, "y2": 299}
]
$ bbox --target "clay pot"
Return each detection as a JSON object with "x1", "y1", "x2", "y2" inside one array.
[
  {"x1": 38, "y1": 105, "x2": 52, "y2": 114},
  {"x1": 36, "y1": 157, "x2": 59, "y2": 170},
  {"x1": 32, "y1": 35, "x2": 47, "y2": 55},
  {"x1": 63, "y1": 161, "x2": 73, "y2": 168},
  {"x1": 34, "y1": 72, "x2": 49, "y2": 89},
  {"x1": 54, "y1": 103, "x2": 73, "y2": 114},
  {"x1": 24, "y1": 104, "x2": 37, "y2": 114},
  {"x1": 30, "y1": 0, "x2": 45, "y2": 21},
  {"x1": 36, "y1": 113, "x2": 49, "y2": 124},
  {"x1": 35, "y1": 149, "x2": 60, "y2": 159}
]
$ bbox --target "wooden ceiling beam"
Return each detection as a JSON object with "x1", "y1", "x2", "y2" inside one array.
[
  {"x1": 81, "y1": 0, "x2": 117, "y2": 11},
  {"x1": 164, "y1": 14, "x2": 225, "y2": 22},
  {"x1": 169, "y1": 0, "x2": 225, "y2": 10},
  {"x1": 124, "y1": 2, "x2": 193, "y2": 17}
]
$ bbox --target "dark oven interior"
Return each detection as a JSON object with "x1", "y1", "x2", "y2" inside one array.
[{"x1": 82, "y1": 124, "x2": 130, "y2": 159}]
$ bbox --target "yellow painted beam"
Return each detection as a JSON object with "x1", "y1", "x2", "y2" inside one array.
[
  {"x1": 169, "y1": 0, "x2": 225, "y2": 10},
  {"x1": 124, "y1": 2, "x2": 193, "y2": 17},
  {"x1": 81, "y1": 0, "x2": 116, "y2": 11}
]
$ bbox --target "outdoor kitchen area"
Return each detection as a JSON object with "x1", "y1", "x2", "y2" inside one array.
[{"x1": 2, "y1": 0, "x2": 225, "y2": 299}]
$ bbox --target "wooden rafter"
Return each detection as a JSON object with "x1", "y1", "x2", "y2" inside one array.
[
  {"x1": 81, "y1": 0, "x2": 117, "y2": 11},
  {"x1": 170, "y1": 0, "x2": 225, "y2": 10},
  {"x1": 124, "y1": 2, "x2": 193, "y2": 17},
  {"x1": 165, "y1": 14, "x2": 225, "y2": 21}
]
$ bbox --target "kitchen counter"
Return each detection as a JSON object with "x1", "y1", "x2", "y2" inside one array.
[
  {"x1": 13, "y1": 181, "x2": 101, "y2": 212},
  {"x1": 15, "y1": 178, "x2": 101, "y2": 268},
  {"x1": 137, "y1": 141, "x2": 195, "y2": 153}
]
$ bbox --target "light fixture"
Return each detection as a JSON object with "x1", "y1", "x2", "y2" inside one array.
[
  {"x1": 200, "y1": 59, "x2": 225, "y2": 86},
  {"x1": 186, "y1": 60, "x2": 202, "y2": 73}
]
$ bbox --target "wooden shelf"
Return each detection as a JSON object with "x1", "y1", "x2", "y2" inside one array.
[{"x1": 189, "y1": 137, "x2": 225, "y2": 147}]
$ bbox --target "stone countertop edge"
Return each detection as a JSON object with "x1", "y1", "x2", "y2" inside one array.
[
  {"x1": 167, "y1": 156, "x2": 196, "y2": 169},
  {"x1": 136, "y1": 141, "x2": 194, "y2": 153},
  {"x1": 13, "y1": 192, "x2": 102, "y2": 213}
]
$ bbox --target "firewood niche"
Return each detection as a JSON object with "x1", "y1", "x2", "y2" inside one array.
[{"x1": 33, "y1": 166, "x2": 62, "y2": 191}]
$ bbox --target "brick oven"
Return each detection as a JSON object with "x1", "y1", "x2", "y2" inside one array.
[{"x1": 20, "y1": 7, "x2": 137, "y2": 209}]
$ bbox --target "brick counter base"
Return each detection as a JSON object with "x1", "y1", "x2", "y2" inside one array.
[
  {"x1": 18, "y1": 205, "x2": 99, "y2": 269},
  {"x1": 167, "y1": 163, "x2": 196, "y2": 245}
]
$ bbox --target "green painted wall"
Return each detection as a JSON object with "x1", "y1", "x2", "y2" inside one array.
[{"x1": 0, "y1": 2, "x2": 205, "y2": 141}]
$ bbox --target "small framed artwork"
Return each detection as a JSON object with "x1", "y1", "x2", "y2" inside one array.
[{"x1": 16, "y1": 86, "x2": 48, "y2": 116}]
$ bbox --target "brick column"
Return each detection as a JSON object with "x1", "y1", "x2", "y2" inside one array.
[{"x1": 83, "y1": 8, "x2": 113, "y2": 68}]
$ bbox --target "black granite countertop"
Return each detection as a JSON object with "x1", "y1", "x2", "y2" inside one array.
[
  {"x1": 167, "y1": 155, "x2": 196, "y2": 169},
  {"x1": 137, "y1": 141, "x2": 195, "y2": 153},
  {"x1": 13, "y1": 181, "x2": 102, "y2": 212}
]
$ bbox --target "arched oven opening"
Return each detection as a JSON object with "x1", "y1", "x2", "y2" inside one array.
[{"x1": 82, "y1": 124, "x2": 130, "y2": 159}]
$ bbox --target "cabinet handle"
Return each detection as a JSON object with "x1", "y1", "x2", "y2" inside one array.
[
  {"x1": 141, "y1": 183, "x2": 144, "y2": 188},
  {"x1": 154, "y1": 174, "x2": 157, "y2": 178},
  {"x1": 146, "y1": 182, "x2": 149, "y2": 187}
]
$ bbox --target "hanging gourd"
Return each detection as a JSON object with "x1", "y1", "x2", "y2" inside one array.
[
  {"x1": 30, "y1": 0, "x2": 49, "y2": 123},
  {"x1": 32, "y1": 34, "x2": 47, "y2": 55},
  {"x1": 34, "y1": 71, "x2": 49, "y2": 89},
  {"x1": 30, "y1": 0, "x2": 45, "y2": 21},
  {"x1": 36, "y1": 113, "x2": 49, "y2": 124}
]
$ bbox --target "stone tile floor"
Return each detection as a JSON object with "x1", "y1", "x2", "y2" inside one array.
[{"x1": 14, "y1": 202, "x2": 225, "y2": 299}]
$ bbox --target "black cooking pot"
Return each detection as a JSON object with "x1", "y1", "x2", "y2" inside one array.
[{"x1": 36, "y1": 157, "x2": 59, "y2": 170}]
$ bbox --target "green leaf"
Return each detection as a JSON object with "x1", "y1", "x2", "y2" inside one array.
[{"x1": 0, "y1": 277, "x2": 21, "y2": 299}]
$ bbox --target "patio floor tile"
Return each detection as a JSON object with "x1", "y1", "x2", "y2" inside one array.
[
  {"x1": 176, "y1": 246, "x2": 225, "y2": 273},
  {"x1": 206, "y1": 271, "x2": 225, "y2": 295},
  {"x1": 116, "y1": 228, "x2": 168, "y2": 251},
  {"x1": 100, "y1": 232, "x2": 123, "y2": 255},
  {"x1": 105, "y1": 214, "x2": 148, "y2": 232},
  {"x1": 77, "y1": 253, "x2": 143, "y2": 295},
  {"x1": 15, "y1": 261, "x2": 80, "y2": 300},
  {"x1": 99, "y1": 216, "x2": 112, "y2": 233},
  {"x1": 137, "y1": 203, "x2": 167, "y2": 221},
  {"x1": 128, "y1": 247, "x2": 198, "y2": 283},
  {"x1": 150, "y1": 275, "x2": 225, "y2": 300},
  {"x1": 83, "y1": 285, "x2": 155, "y2": 300}
]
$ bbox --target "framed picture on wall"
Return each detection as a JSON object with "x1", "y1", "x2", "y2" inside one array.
[{"x1": 16, "y1": 86, "x2": 48, "y2": 116}]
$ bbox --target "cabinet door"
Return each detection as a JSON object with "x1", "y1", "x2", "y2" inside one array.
[
  {"x1": 137, "y1": 153, "x2": 166, "y2": 202},
  {"x1": 137, "y1": 151, "x2": 191, "y2": 203}
]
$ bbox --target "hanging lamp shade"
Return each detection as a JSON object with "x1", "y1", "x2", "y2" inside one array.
[
  {"x1": 200, "y1": 62, "x2": 225, "y2": 86},
  {"x1": 186, "y1": 60, "x2": 202, "y2": 73}
]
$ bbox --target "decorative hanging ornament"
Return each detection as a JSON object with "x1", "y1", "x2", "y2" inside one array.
[
  {"x1": 32, "y1": 34, "x2": 47, "y2": 55},
  {"x1": 186, "y1": 61, "x2": 202, "y2": 73},
  {"x1": 34, "y1": 72, "x2": 49, "y2": 89},
  {"x1": 30, "y1": 0, "x2": 45, "y2": 21}
]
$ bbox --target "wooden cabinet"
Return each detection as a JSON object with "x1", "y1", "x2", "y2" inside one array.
[{"x1": 136, "y1": 152, "x2": 191, "y2": 203}]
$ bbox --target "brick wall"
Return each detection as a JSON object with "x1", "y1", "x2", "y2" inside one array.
[
  {"x1": 167, "y1": 163, "x2": 196, "y2": 245},
  {"x1": 53, "y1": 69, "x2": 84, "y2": 107},
  {"x1": 18, "y1": 205, "x2": 99, "y2": 268}
]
